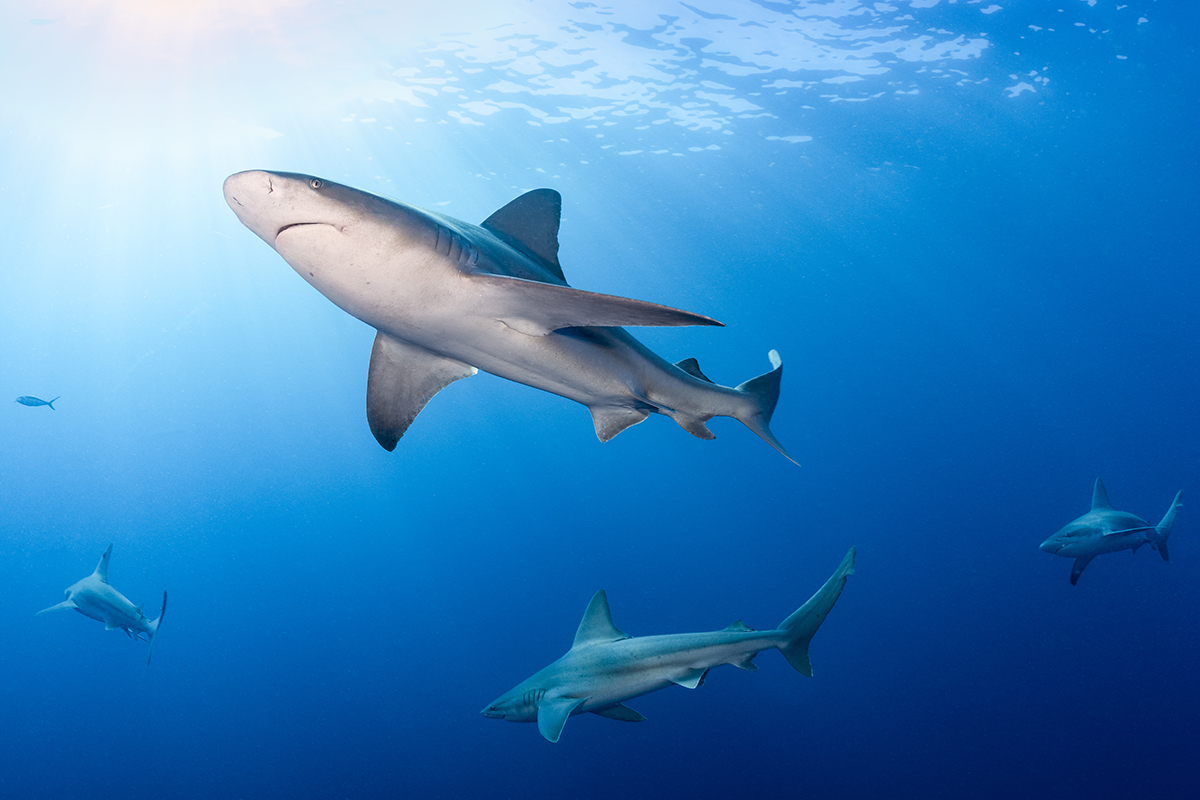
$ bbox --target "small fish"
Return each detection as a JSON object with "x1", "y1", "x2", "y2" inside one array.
[{"x1": 16, "y1": 395, "x2": 60, "y2": 410}]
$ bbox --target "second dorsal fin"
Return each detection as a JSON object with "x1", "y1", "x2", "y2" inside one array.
[{"x1": 674, "y1": 357, "x2": 714, "y2": 383}]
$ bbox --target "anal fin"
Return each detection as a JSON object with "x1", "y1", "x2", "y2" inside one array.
[
  {"x1": 732, "y1": 653, "x2": 760, "y2": 672},
  {"x1": 366, "y1": 332, "x2": 477, "y2": 451},
  {"x1": 672, "y1": 413, "x2": 715, "y2": 440}
]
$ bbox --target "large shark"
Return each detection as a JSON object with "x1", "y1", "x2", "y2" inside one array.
[
  {"x1": 223, "y1": 171, "x2": 795, "y2": 462},
  {"x1": 37, "y1": 544, "x2": 167, "y2": 665},
  {"x1": 1040, "y1": 478, "x2": 1182, "y2": 585},
  {"x1": 481, "y1": 547, "x2": 855, "y2": 742}
]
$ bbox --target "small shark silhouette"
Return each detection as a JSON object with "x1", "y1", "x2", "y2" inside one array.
[
  {"x1": 223, "y1": 171, "x2": 795, "y2": 463},
  {"x1": 37, "y1": 544, "x2": 167, "y2": 665},
  {"x1": 482, "y1": 548, "x2": 855, "y2": 742},
  {"x1": 16, "y1": 395, "x2": 59, "y2": 410},
  {"x1": 1040, "y1": 478, "x2": 1182, "y2": 585}
]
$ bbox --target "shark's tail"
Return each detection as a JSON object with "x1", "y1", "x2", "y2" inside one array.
[
  {"x1": 776, "y1": 547, "x2": 855, "y2": 677},
  {"x1": 146, "y1": 590, "x2": 167, "y2": 667},
  {"x1": 1154, "y1": 491, "x2": 1183, "y2": 562},
  {"x1": 733, "y1": 350, "x2": 798, "y2": 466},
  {"x1": 48, "y1": 396, "x2": 60, "y2": 410}
]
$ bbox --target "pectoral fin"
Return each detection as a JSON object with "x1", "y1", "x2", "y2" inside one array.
[
  {"x1": 366, "y1": 332, "x2": 477, "y2": 451},
  {"x1": 1070, "y1": 556, "x2": 1095, "y2": 585},
  {"x1": 36, "y1": 600, "x2": 76, "y2": 615},
  {"x1": 537, "y1": 696, "x2": 589, "y2": 743},
  {"x1": 473, "y1": 274, "x2": 723, "y2": 336},
  {"x1": 591, "y1": 704, "x2": 647, "y2": 722}
]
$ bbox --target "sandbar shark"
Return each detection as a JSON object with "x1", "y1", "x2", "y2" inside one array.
[
  {"x1": 481, "y1": 547, "x2": 855, "y2": 742},
  {"x1": 1040, "y1": 478, "x2": 1182, "y2": 585},
  {"x1": 223, "y1": 171, "x2": 795, "y2": 462},
  {"x1": 37, "y1": 544, "x2": 167, "y2": 665}
]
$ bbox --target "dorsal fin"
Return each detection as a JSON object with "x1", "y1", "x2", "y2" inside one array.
[
  {"x1": 481, "y1": 189, "x2": 565, "y2": 283},
  {"x1": 572, "y1": 590, "x2": 630, "y2": 648},
  {"x1": 674, "y1": 357, "x2": 714, "y2": 383},
  {"x1": 723, "y1": 619, "x2": 755, "y2": 632},
  {"x1": 94, "y1": 544, "x2": 113, "y2": 584},
  {"x1": 1092, "y1": 478, "x2": 1112, "y2": 510}
]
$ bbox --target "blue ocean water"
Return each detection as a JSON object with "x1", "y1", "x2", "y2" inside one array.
[{"x1": 2, "y1": 1, "x2": 1196, "y2": 798}]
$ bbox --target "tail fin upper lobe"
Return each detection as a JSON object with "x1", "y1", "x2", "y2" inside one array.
[
  {"x1": 777, "y1": 547, "x2": 856, "y2": 676},
  {"x1": 146, "y1": 590, "x2": 167, "y2": 666},
  {"x1": 734, "y1": 350, "x2": 798, "y2": 465},
  {"x1": 1155, "y1": 491, "x2": 1183, "y2": 562}
]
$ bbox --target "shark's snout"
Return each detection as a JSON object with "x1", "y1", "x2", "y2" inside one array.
[
  {"x1": 222, "y1": 170, "x2": 266, "y2": 211},
  {"x1": 480, "y1": 705, "x2": 505, "y2": 719},
  {"x1": 1039, "y1": 538, "x2": 1061, "y2": 554}
]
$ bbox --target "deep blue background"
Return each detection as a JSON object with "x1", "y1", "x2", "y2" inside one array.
[{"x1": 2, "y1": 2, "x2": 1196, "y2": 799}]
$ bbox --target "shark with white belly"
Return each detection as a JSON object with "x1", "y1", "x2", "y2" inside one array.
[
  {"x1": 223, "y1": 171, "x2": 795, "y2": 462},
  {"x1": 482, "y1": 547, "x2": 855, "y2": 742},
  {"x1": 1040, "y1": 478, "x2": 1182, "y2": 585},
  {"x1": 37, "y1": 544, "x2": 167, "y2": 665}
]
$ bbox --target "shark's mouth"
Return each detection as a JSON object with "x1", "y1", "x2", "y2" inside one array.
[{"x1": 276, "y1": 222, "x2": 328, "y2": 238}]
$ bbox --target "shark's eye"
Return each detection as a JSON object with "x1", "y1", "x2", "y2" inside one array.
[{"x1": 310, "y1": 178, "x2": 323, "y2": 190}]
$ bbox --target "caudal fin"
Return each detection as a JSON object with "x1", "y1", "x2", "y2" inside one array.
[
  {"x1": 777, "y1": 547, "x2": 855, "y2": 676},
  {"x1": 734, "y1": 350, "x2": 798, "y2": 465},
  {"x1": 47, "y1": 396, "x2": 60, "y2": 410},
  {"x1": 1155, "y1": 491, "x2": 1183, "y2": 563},
  {"x1": 146, "y1": 590, "x2": 167, "y2": 666}
]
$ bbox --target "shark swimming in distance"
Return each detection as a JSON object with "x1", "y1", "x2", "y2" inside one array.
[
  {"x1": 1040, "y1": 478, "x2": 1182, "y2": 585},
  {"x1": 481, "y1": 547, "x2": 855, "y2": 742},
  {"x1": 223, "y1": 171, "x2": 795, "y2": 463},
  {"x1": 37, "y1": 544, "x2": 167, "y2": 665},
  {"x1": 16, "y1": 395, "x2": 59, "y2": 410}
]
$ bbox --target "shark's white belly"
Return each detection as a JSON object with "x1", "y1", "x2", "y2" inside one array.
[
  {"x1": 71, "y1": 585, "x2": 152, "y2": 636},
  {"x1": 1061, "y1": 530, "x2": 1155, "y2": 558},
  {"x1": 281, "y1": 232, "x2": 750, "y2": 415},
  {"x1": 438, "y1": 324, "x2": 730, "y2": 411},
  {"x1": 555, "y1": 632, "x2": 783, "y2": 712}
]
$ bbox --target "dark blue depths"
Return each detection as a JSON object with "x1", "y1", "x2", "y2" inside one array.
[{"x1": 2, "y1": 5, "x2": 1197, "y2": 800}]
